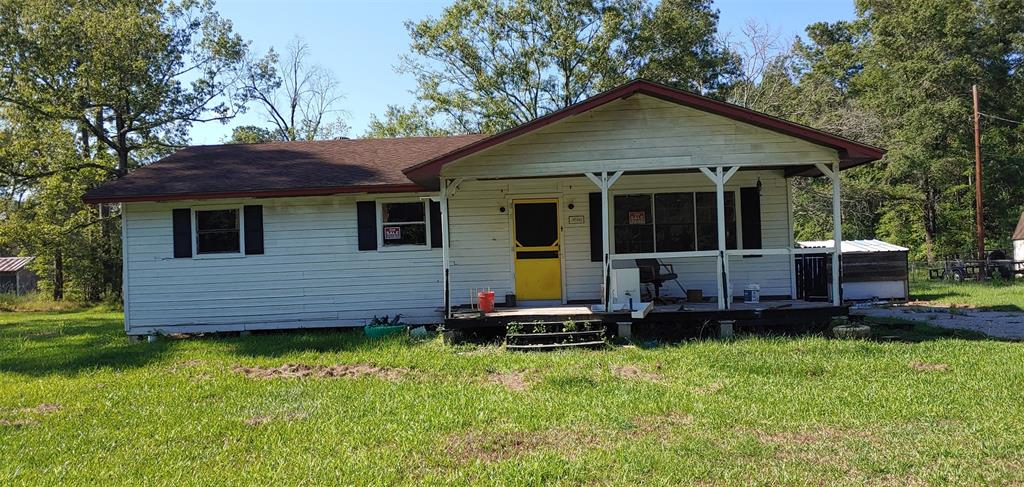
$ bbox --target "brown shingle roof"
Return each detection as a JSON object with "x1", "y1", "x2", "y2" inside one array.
[{"x1": 83, "y1": 135, "x2": 486, "y2": 203}]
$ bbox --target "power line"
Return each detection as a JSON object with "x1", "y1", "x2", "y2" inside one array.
[{"x1": 980, "y1": 112, "x2": 1024, "y2": 125}]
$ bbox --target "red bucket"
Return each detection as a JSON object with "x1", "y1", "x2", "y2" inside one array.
[{"x1": 477, "y1": 291, "x2": 495, "y2": 313}]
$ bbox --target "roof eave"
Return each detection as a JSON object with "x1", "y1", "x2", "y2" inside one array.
[{"x1": 82, "y1": 183, "x2": 427, "y2": 204}]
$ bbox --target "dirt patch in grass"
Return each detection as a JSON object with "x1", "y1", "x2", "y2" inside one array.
[
  {"x1": 485, "y1": 371, "x2": 530, "y2": 391},
  {"x1": 747, "y1": 426, "x2": 878, "y2": 468},
  {"x1": 909, "y1": 361, "x2": 950, "y2": 372},
  {"x1": 445, "y1": 428, "x2": 605, "y2": 462},
  {"x1": 233, "y1": 363, "x2": 408, "y2": 380},
  {"x1": 610, "y1": 364, "x2": 663, "y2": 382},
  {"x1": 0, "y1": 403, "x2": 61, "y2": 427},
  {"x1": 629, "y1": 412, "x2": 694, "y2": 439}
]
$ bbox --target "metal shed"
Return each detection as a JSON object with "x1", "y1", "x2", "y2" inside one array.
[
  {"x1": 0, "y1": 257, "x2": 38, "y2": 295},
  {"x1": 798, "y1": 239, "x2": 909, "y2": 301}
]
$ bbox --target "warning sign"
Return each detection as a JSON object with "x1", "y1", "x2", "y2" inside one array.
[{"x1": 383, "y1": 226, "x2": 401, "y2": 240}]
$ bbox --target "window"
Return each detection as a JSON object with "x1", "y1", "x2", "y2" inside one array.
[
  {"x1": 195, "y1": 209, "x2": 240, "y2": 254},
  {"x1": 614, "y1": 192, "x2": 736, "y2": 253},
  {"x1": 380, "y1": 202, "x2": 427, "y2": 247},
  {"x1": 614, "y1": 195, "x2": 654, "y2": 254}
]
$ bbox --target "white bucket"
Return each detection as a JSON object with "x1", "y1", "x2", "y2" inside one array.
[{"x1": 743, "y1": 284, "x2": 760, "y2": 304}]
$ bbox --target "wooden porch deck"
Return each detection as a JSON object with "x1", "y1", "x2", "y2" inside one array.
[{"x1": 445, "y1": 299, "x2": 846, "y2": 330}]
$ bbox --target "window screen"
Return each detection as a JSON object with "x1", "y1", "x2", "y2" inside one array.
[
  {"x1": 381, "y1": 202, "x2": 427, "y2": 247},
  {"x1": 196, "y1": 209, "x2": 240, "y2": 254}
]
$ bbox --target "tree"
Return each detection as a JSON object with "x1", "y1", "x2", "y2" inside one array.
[
  {"x1": 227, "y1": 125, "x2": 275, "y2": 144},
  {"x1": 0, "y1": 0, "x2": 252, "y2": 300},
  {"x1": 775, "y1": 0, "x2": 1024, "y2": 261},
  {"x1": 0, "y1": 0, "x2": 250, "y2": 177},
  {"x1": 0, "y1": 110, "x2": 113, "y2": 300},
  {"x1": 365, "y1": 105, "x2": 454, "y2": 138},
  {"x1": 632, "y1": 0, "x2": 740, "y2": 95},
  {"x1": 373, "y1": 0, "x2": 737, "y2": 137},
  {"x1": 239, "y1": 38, "x2": 350, "y2": 141}
]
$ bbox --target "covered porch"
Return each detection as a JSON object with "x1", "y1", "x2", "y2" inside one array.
[{"x1": 435, "y1": 160, "x2": 847, "y2": 323}]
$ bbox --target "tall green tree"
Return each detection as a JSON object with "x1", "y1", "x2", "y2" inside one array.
[
  {"x1": 0, "y1": 0, "x2": 251, "y2": 299},
  {"x1": 380, "y1": 0, "x2": 736, "y2": 135}
]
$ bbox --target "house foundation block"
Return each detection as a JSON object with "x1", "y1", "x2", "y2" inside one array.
[
  {"x1": 718, "y1": 320, "x2": 735, "y2": 339},
  {"x1": 616, "y1": 322, "x2": 632, "y2": 340}
]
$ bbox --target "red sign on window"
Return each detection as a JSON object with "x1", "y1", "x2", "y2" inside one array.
[
  {"x1": 383, "y1": 226, "x2": 401, "y2": 240},
  {"x1": 628, "y1": 211, "x2": 646, "y2": 225}
]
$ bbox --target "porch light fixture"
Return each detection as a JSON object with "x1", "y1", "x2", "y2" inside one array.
[{"x1": 756, "y1": 177, "x2": 763, "y2": 195}]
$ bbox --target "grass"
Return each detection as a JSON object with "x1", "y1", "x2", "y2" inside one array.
[
  {"x1": 2, "y1": 310, "x2": 1024, "y2": 485},
  {"x1": 910, "y1": 278, "x2": 1024, "y2": 311}
]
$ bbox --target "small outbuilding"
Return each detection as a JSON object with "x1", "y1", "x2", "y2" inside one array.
[
  {"x1": 0, "y1": 256, "x2": 38, "y2": 295},
  {"x1": 798, "y1": 239, "x2": 909, "y2": 302}
]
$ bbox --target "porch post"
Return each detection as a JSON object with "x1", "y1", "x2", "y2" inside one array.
[
  {"x1": 440, "y1": 178, "x2": 451, "y2": 317},
  {"x1": 586, "y1": 171, "x2": 622, "y2": 309},
  {"x1": 830, "y1": 161, "x2": 842, "y2": 306},
  {"x1": 815, "y1": 162, "x2": 843, "y2": 306},
  {"x1": 602, "y1": 173, "x2": 611, "y2": 308},
  {"x1": 700, "y1": 166, "x2": 738, "y2": 310}
]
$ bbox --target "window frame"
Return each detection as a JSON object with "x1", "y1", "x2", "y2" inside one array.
[
  {"x1": 611, "y1": 190, "x2": 739, "y2": 255},
  {"x1": 191, "y1": 205, "x2": 246, "y2": 258},
  {"x1": 376, "y1": 199, "x2": 431, "y2": 251}
]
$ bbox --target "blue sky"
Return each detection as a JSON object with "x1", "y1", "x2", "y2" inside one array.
[{"x1": 190, "y1": 0, "x2": 856, "y2": 144}]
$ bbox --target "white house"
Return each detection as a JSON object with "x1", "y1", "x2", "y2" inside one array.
[{"x1": 84, "y1": 80, "x2": 885, "y2": 336}]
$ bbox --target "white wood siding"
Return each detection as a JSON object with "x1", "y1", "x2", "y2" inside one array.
[
  {"x1": 443, "y1": 94, "x2": 839, "y2": 179},
  {"x1": 122, "y1": 194, "x2": 444, "y2": 334},
  {"x1": 446, "y1": 170, "x2": 794, "y2": 305}
]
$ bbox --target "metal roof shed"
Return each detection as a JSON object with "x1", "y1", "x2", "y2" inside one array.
[{"x1": 797, "y1": 240, "x2": 909, "y2": 301}]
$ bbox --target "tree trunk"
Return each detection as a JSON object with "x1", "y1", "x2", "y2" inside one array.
[
  {"x1": 922, "y1": 183, "x2": 937, "y2": 264},
  {"x1": 53, "y1": 248, "x2": 64, "y2": 301}
]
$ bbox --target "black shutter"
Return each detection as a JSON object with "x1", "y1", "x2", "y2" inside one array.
[
  {"x1": 172, "y1": 208, "x2": 192, "y2": 258},
  {"x1": 356, "y1": 201, "x2": 377, "y2": 251},
  {"x1": 244, "y1": 205, "x2": 264, "y2": 255},
  {"x1": 741, "y1": 187, "x2": 762, "y2": 250},
  {"x1": 589, "y1": 192, "x2": 603, "y2": 262},
  {"x1": 429, "y1": 200, "x2": 442, "y2": 248}
]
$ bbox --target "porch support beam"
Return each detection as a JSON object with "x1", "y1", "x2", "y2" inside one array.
[
  {"x1": 585, "y1": 170, "x2": 623, "y2": 309},
  {"x1": 816, "y1": 162, "x2": 843, "y2": 306},
  {"x1": 440, "y1": 178, "x2": 452, "y2": 317},
  {"x1": 700, "y1": 166, "x2": 737, "y2": 310}
]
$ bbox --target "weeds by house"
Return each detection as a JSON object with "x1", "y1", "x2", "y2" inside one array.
[
  {"x1": 0, "y1": 292, "x2": 89, "y2": 313},
  {"x1": 0, "y1": 309, "x2": 1022, "y2": 485}
]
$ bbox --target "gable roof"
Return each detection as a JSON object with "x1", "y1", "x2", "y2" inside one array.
[
  {"x1": 0, "y1": 256, "x2": 33, "y2": 273},
  {"x1": 403, "y1": 79, "x2": 885, "y2": 186},
  {"x1": 83, "y1": 135, "x2": 486, "y2": 204},
  {"x1": 84, "y1": 79, "x2": 885, "y2": 204},
  {"x1": 1014, "y1": 213, "x2": 1024, "y2": 241}
]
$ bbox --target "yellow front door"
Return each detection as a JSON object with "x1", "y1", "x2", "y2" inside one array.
[{"x1": 513, "y1": 199, "x2": 562, "y2": 300}]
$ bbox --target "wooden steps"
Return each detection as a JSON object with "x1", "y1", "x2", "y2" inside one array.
[{"x1": 505, "y1": 320, "x2": 607, "y2": 351}]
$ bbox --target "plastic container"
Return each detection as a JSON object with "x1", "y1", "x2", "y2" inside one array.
[
  {"x1": 743, "y1": 284, "x2": 760, "y2": 304},
  {"x1": 477, "y1": 290, "x2": 495, "y2": 313}
]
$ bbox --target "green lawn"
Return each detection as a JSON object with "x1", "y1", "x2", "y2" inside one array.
[
  {"x1": 911, "y1": 279, "x2": 1024, "y2": 311},
  {"x1": 2, "y1": 310, "x2": 1024, "y2": 485}
]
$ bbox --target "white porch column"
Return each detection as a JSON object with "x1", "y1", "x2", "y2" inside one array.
[
  {"x1": 816, "y1": 162, "x2": 843, "y2": 306},
  {"x1": 439, "y1": 178, "x2": 452, "y2": 317},
  {"x1": 700, "y1": 166, "x2": 738, "y2": 310},
  {"x1": 586, "y1": 170, "x2": 622, "y2": 309}
]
